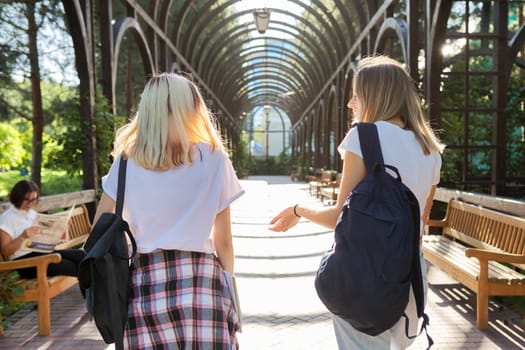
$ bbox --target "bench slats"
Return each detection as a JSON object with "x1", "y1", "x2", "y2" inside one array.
[
  {"x1": 443, "y1": 200, "x2": 525, "y2": 267},
  {"x1": 423, "y1": 198, "x2": 525, "y2": 329}
]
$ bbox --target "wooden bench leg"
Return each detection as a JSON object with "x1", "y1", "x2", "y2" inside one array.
[
  {"x1": 477, "y1": 286, "x2": 489, "y2": 329},
  {"x1": 37, "y1": 296, "x2": 51, "y2": 336},
  {"x1": 477, "y1": 265, "x2": 489, "y2": 330},
  {"x1": 36, "y1": 279, "x2": 52, "y2": 336}
]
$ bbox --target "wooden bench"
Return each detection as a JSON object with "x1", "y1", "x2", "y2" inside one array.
[
  {"x1": 0, "y1": 191, "x2": 95, "y2": 336},
  {"x1": 309, "y1": 170, "x2": 335, "y2": 198},
  {"x1": 422, "y1": 199, "x2": 525, "y2": 329},
  {"x1": 319, "y1": 173, "x2": 341, "y2": 205}
]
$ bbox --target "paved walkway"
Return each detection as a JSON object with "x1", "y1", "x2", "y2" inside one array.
[{"x1": 1, "y1": 176, "x2": 524, "y2": 349}]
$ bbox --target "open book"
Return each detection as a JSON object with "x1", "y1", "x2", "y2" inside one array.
[
  {"x1": 22, "y1": 205, "x2": 75, "y2": 253},
  {"x1": 223, "y1": 271, "x2": 242, "y2": 332}
]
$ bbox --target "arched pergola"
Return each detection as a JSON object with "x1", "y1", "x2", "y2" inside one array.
[{"x1": 60, "y1": 0, "x2": 524, "y2": 197}]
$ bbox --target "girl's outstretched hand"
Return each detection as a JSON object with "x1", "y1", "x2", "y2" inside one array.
[{"x1": 269, "y1": 206, "x2": 300, "y2": 232}]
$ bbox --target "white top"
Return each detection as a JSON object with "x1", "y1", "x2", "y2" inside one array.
[
  {"x1": 0, "y1": 206, "x2": 37, "y2": 259},
  {"x1": 102, "y1": 143, "x2": 244, "y2": 254},
  {"x1": 338, "y1": 121, "x2": 442, "y2": 229}
]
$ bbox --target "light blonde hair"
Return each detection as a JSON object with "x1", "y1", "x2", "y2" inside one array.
[
  {"x1": 112, "y1": 73, "x2": 225, "y2": 170},
  {"x1": 352, "y1": 56, "x2": 445, "y2": 155}
]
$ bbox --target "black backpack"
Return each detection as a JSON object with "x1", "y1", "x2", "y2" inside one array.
[
  {"x1": 314, "y1": 123, "x2": 432, "y2": 346},
  {"x1": 78, "y1": 156, "x2": 137, "y2": 350}
]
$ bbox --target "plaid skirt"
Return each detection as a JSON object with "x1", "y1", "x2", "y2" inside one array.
[{"x1": 124, "y1": 249, "x2": 239, "y2": 349}]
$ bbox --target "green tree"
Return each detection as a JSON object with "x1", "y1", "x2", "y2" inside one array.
[
  {"x1": 0, "y1": 122, "x2": 25, "y2": 169},
  {"x1": 54, "y1": 87, "x2": 124, "y2": 182}
]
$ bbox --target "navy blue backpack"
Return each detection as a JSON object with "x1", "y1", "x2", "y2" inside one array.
[{"x1": 314, "y1": 123, "x2": 432, "y2": 346}]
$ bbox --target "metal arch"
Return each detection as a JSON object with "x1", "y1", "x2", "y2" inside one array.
[
  {"x1": 219, "y1": 62, "x2": 309, "y2": 102},
  {"x1": 207, "y1": 36, "x2": 326, "y2": 99},
  {"x1": 193, "y1": 10, "x2": 338, "y2": 82},
  {"x1": 172, "y1": 0, "x2": 200, "y2": 50},
  {"x1": 234, "y1": 46, "x2": 321, "y2": 90},
  {"x1": 205, "y1": 30, "x2": 328, "y2": 108},
  {"x1": 286, "y1": 0, "x2": 346, "y2": 58},
  {"x1": 61, "y1": 0, "x2": 98, "y2": 191},
  {"x1": 203, "y1": 30, "x2": 328, "y2": 90},
  {"x1": 230, "y1": 78, "x2": 300, "y2": 103},
  {"x1": 234, "y1": 88, "x2": 302, "y2": 111},
  {"x1": 219, "y1": 54, "x2": 309, "y2": 89},
  {"x1": 331, "y1": 0, "x2": 357, "y2": 41},
  {"x1": 509, "y1": 22, "x2": 525, "y2": 63},
  {"x1": 181, "y1": 1, "x2": 345, "y2": 64},
  {"x1": 193, "y1": 16, "x2": 337, "y2": 81},
  {"x1": 225, "y1": 72, "x2": 308, "y2": 107},
  {"x1": 147, "y1": 0, "x2": 174, "y2": 71},
  {"x1": 233, "y1": 79, "x2": 301, "y2": 104},
  {"x1": 179, "y1": 0, "x2": 241, "y2": 61},
  {"x1": 205, "y1": 37, "x2": 325, "y2": 96},
  {"x1": 244, "y1": 86, "x2": 299, "y2": 103},
  {"x1": 325, "y1": 84, "x2": 341, "y2": 169},
  {"x1": 302, "y1": 0, "x2": 349, "y2": 45},
  {"x1": 142, "y1": 0, "x2": 160, "y2": 70},
  {"x1": 373, "y1": 17, "x2": 408, "y2": 63},
  {"x1": 315, "y1": 98, "x2": 329, "y2": 168},
  {"x1": 230, "y1": 49, "x2": 316, "y2": 90},
  {"x1": 112, "y1": 17, "x2": 156, "y2": 100},
  {"x1": 344, "y1": 0, "x2": 368, "y2": 40},
  {"x1": 207, "y1": 46, "x2": 323, "y2": 108},
  {"x1": 292, "y1": 0, "x2": 397, "y2": 131},
  {"x1": 425, "y1": 1, "x2": 453, "y2": 128},
  {"x1": 235, "y1": 75, "x2": 304, "y2": 97}
]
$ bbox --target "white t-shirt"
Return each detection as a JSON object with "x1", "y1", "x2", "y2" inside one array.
[
  {"x1": 102, "y1": 143, "x2": 244, "y2": 254},
  {"x1": 0, "y1": 206, "x2": 37, "y2": 259},
  {"x1": 338, "y1": 121, "x2": 442, "y2": 230}
]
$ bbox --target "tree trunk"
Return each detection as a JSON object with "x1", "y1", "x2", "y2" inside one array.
[{"x1": 27, "y1": 1, "x2": 44, "y2": 189}]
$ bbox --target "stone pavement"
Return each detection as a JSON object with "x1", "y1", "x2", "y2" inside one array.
[{"x1": 1, "y1": 176, "x2": 524, "y2": 349}]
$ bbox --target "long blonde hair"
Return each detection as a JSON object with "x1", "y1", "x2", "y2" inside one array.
[
  {"x1": 352, "y1": 56, "x2": 444, "y2": 154},
  {"x1": 112, "y1": 73, "x2": 224, "y2": 170}
]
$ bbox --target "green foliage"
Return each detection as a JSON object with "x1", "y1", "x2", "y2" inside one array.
[
  {"x1": 0, "y1": 122, "x2": 25, "y2": 169},
  {"x1": 0, "y1": 271, "x2": 24, "y2": 329},
  {"x1": 248, "y1": 151, "x2": 292, "y2": 175},
  {"x1": 0, "y1": 169, "x2": 81, "y2": 200},
  {"x1": 53, "y1": 86, "x2": 124, "y2": 179},
  {"x1": 38, "y1": 169, "x2": 82, "y2": 196},
  {"x1": 94, "y1": 89, "x2": 125, "y2": 178},
  {"x1": 234, "y1": 136, "x2": 249, "y2": 173},
  {"x1": 439, "y1": 44, "x2": 525, "y2": 193},
  {"x1": 505, "y1": 67, "x2": 525, "y2": 180}
]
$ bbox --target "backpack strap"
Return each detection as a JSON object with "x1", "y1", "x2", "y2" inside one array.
[
  {"x1": 115, "y1": 155, "x2": 138, "y2": 259},
  {"x1": 356, "y1": 123, "x2": 384, "y2": 172},
  {"x1": 358, "y1": 123, "x2": 433, "y2": 348},
  {"x1": 115, "y1": 155, "x2": 127, "y2": 217},
  {"x1": 105, "y1": 253, "x2": 125, "y2": 350}
]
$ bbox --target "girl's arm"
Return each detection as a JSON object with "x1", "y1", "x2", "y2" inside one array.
[
  {"x1": 269, "y1": 151, "x2": 366, "y2": 231},
  {"x1": 213, "y1": 206, "x2": 234, "y2": 273},
  {"x1": 92, "y1": 193, "x2": 116, "y2": 225}
]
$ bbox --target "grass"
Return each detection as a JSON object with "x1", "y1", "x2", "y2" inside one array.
[{"x1": 0, "y1": 170, "x2": 82, "y2": 201}]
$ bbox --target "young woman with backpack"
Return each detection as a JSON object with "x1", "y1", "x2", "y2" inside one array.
[
  {"x1": 93, "y1": 73, "x2": 244, "y2": 349},
  {"x1": 270, "y1": 55, "x2": 444, "y2": 349}
]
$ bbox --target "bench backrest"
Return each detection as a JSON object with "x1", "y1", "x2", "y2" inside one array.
[
  {"x1": 68, "y1": 205, "x2": 92, "y2": 240},
  {"x1": 319, "y1": 170, "x2": 333, "y2": 182},
  {"x1": 443, "y1": 199, "x2": 525, "y2": 268}
]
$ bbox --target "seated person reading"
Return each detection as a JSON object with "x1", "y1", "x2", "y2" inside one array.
[{"x1": 0, "y1": 180, "x2": 85, "y2": 278}]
